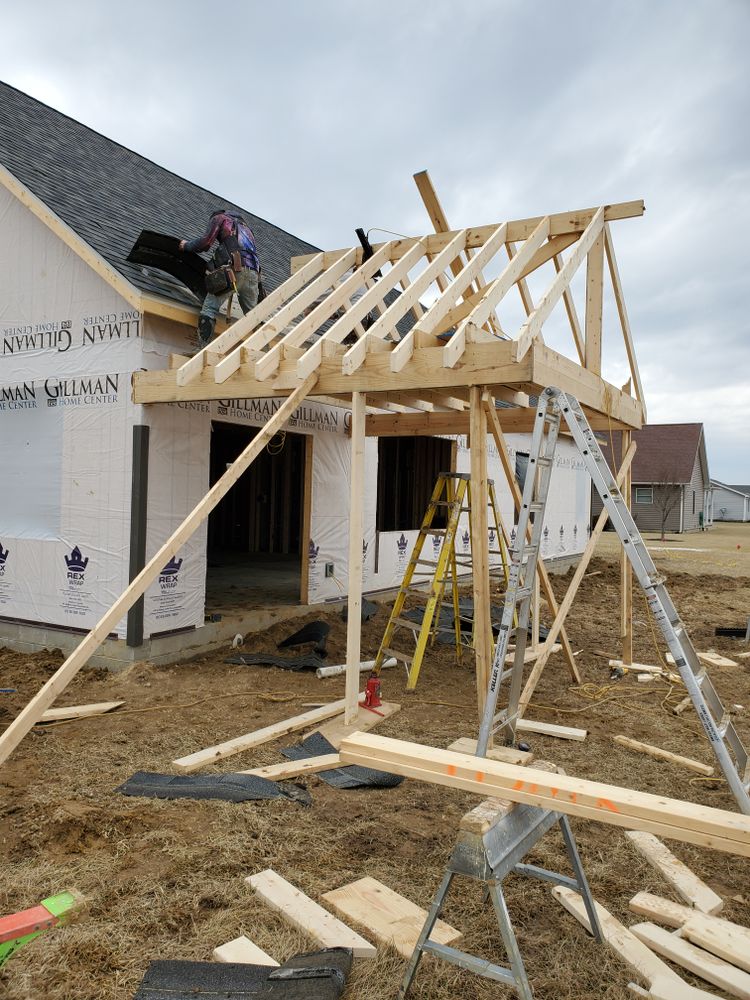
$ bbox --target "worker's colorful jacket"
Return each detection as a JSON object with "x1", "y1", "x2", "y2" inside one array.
[{"x1": 185, "y1": 211, "x2": 260, "y2": 271}]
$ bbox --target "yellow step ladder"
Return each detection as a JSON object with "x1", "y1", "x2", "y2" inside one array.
[{"x1": 372, "y1": 472, "x2": 511, "y2": 690}]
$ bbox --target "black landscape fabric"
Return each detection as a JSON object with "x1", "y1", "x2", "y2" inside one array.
[
  {"x1": 281, "y1": 732, "x2": 404, "y2": 790},
  {"x1": 116, "y1": 772, "x2": 311, "y2": 805},
  {"x1": 225, "y1": 652, "x2": 327, "y2": 671},
  {"x1": 133, "y1": 948, "x2": 352, "y2": 1000}
]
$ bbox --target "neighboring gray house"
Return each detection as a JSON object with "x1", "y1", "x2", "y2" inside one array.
[
  {"x1": 710, "y1": 481, "x2": 750, "y2": 522},
  {"x1": 592, "y1": 423, "x2": 711, "y2": 534}
]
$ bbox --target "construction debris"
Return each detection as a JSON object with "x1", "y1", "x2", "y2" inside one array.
[
  {"x1": 212, "y1": 936, "x2": 279, "y2": 966},
  {"x1": 625, "y1": 831, "x2": 724, "y2": 913},
  {"x1": 321, "y1": 876, "x2": 461, "y2": 959},
  {"x1": 613, "y1": 736, "x2": 714, "y2": 776},
  {"x1": 116, "y1": 771, "x2": 311, "y2": 805},
  {"x1": 246, "y1": 870, "x2": 376, "y2": 958}
]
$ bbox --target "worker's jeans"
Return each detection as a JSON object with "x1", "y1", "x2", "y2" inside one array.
[{"x1": 199, "y1": 268, "x2": 259, "y2": 345}]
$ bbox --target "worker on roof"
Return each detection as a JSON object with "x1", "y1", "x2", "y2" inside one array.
[{"x1": 179, "y1": 209, "x2": 261, "y2": 350}]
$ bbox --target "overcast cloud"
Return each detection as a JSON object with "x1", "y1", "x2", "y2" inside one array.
[{"x1": 2, "y1": 0, "x2": 748, "y2": 479}]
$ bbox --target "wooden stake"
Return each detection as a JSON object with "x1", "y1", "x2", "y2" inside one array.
[
  {"x1": 0, "y1": 375, "x2": 318, "y2": 767},
  {"x1": 345, "y1": 391, "x2": 366, "y2": 724},
  {"x1": 469, "y1": 387, "x2": 492, "y2": 717}
]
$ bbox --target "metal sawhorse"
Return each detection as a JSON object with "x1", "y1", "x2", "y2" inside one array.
[{"x1": 399, "y1": 784, "x2": 603, "y2": 999}]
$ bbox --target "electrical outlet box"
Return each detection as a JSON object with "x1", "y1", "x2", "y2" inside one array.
[{"x1": 325, "y1": 562, "x2": 334, "y2": 578}]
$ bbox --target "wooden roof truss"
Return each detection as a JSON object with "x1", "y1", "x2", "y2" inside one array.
[{"x1": 133, "y1": 196, "x2": 646, "y2": 431}]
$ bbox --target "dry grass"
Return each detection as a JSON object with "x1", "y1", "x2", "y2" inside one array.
[{"x1": 1, "y1": 554, "x2": 750, "y2": 999}]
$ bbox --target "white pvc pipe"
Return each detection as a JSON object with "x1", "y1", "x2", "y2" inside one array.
[{"x1": 316, "y1": 656, "x2": 396, "y2": 680}]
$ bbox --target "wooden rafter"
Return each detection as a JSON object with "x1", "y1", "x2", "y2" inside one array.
[{"x1": 134, "y1": 198, "x2": 645, "y2": 432}]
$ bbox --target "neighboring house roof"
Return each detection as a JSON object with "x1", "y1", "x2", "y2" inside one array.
[
  {"x1": 711, "y1": 480, "x2": 750, "y2": 497},
  {"x1": 608, "y1": 423, "x2": 706, "y2": 484},
  {"x1": 0, "y1": 81, "x2": 319, "y2": 308}
]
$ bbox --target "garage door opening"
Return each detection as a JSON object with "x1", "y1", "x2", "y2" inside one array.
[{"x1": 206, "y1": 422, "x2": 310, "y2": 610}]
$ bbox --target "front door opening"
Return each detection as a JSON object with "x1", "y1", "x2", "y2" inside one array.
[{"x1": 206, "y1": 422, "x2": 307, "y2": 611}]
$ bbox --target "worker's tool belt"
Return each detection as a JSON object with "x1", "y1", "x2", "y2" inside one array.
[{"x1": 205, "y1": 264, "x2": 236, "y2": 295}]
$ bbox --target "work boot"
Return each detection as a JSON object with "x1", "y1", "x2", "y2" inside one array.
[{"x1": 193, "y1": 314, "x2": 215, "y2": 354}]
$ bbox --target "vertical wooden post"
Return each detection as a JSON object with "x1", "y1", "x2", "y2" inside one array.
[
  {"x1": 469, "y1": 387, "x2": 492, "y2": 717},
  {"x1": 345, "y1": 392, "x2": 366, "y2": 724},
  {"x1": 585, "y1": 233, "x2": 604, "y2": 375},
  {"x1": 620, "y1": 429, "x2": 633, "y2": 665},
  {"x1": 299, "y1": 434, "x2": 314, "y2": 605}
]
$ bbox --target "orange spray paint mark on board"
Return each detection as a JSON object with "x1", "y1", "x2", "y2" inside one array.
[
  {"x1": 447, "y1": 764, "x2": 457, "y2": 776},
  {"x1": 596, "y1": 798, "x2": 620, "y2": 813}
]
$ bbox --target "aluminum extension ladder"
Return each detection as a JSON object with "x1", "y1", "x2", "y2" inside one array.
[
  {"x1": 477, "y1": 386, "x2": 750, "y2": 816},
  {"x1": 399, "y1": 791, "x2": 602, "y2": 999},
  {"x1": 372, "y1": 472, "x2": 510, "y2": 689}
]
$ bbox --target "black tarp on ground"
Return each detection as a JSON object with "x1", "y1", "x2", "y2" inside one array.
[
  {"x1": 116, "y1": 772, "x2": 311, "y2": 805},
  {"x1": 281, "y1": 733, "x2": 403, "y2": 790},
  {"x1": 133, "y1": 948, "x2": 352, "y2": 1000},
  {"x1": 225, "y1": 652, "x2": 327, "y2": 672}
]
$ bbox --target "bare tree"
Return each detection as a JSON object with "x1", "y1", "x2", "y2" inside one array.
[{"x1": 654, "y1": 472, "x2": 682, "y2": 540}]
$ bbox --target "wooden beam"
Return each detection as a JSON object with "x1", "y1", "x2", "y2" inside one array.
[
  {"x1": 39, "y1": 701, "x2": 124, "y2": 722},
  {"x1": 408, "y1": 223, "x2": 509, "y2": 341},
  {"x1": 515, "y1": 208, "x2": 605, "y2": 360},
  {"x1": 321, "y1": 876, "x2": 462, "y2": 959},
  {"x1": 516, "y1": 719, "x2": 587, "y2": 742},
  {"x1": 447, "y1": 736, "x2": 534, "y2": 766},
  {"x1": 133, "y1": 339, "x2": 645, "y2": 429},
  {"x1": 239, "y1": 755, "x2": 341, "y2": 780},
  {"x1": 339, "y1": 733, "x2": 750, "y2": 854},
  {"x1": 0, "y1": 375, "x2": 318, "y2": 768},
  {"x1": 442, "y1": 217, "x2": 550, "y2": 369},
  {"x1": 252, "y1": 246, "x2": 387, "y2": 382},
  {"x1": 625, "y1": 831, "x2": 724, "y2": 914},
  {"x1": 483, "y1": 398, "x2": 581, "y2": 683},
  {"x1": 469, "y1": 387, "x2": 492, "y2": 718},
  {"x1": 553, "y1": 887, "x2": 682, "y2": 987},
  {"x1": 683, "y1": 913, "x2": 750, "y2": 974},
  {"x1": 213, "y1": 937, "x2": 279, "y2": 966},
  {"x1": 621, "y1": 428, "x2": 633, "y2": 664},
  {"x1": 613, "y1": 736, "x2": 714, "y2": 776},
  {"x1": 172, "y1": 694, "x2": 353, "y2": 773},
  {"x1": 584, "y1": 232, "x2": 604, "y2": 375},
  {"x1": 179, "y1": 253, "x2": 326, "y2": 387},
  {"x1": 552, "y1": 253, "x2": 586, "y2": 364},
  {"x1": 342, "y1": 230, "x2": 466, "y2": 375},
  {"x1": 605, "y1": 222, "x2": 646, "y2": 413},
  {"x1": 630, "y1": 923, "x2": 750, "y2": 998},
  {"x1": 345, "y1": 392, "x2": 366, "y2": 724},
  {"x1": 365, "y1": 406, "x2": 634, "y2": 437},
  {"x1": 290, "y1": 200, "x2": 646, "y2": 272},
  {"x1": 246, "y1": 870, "x2": 376, "y2": 958},
  {"x1": 517, "y1": 441, "x2": 636, "y2": 713}
]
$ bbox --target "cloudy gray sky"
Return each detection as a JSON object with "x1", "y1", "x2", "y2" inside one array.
[{"x1": 2, "y1": 0, "x2": 748, "y2": 480}]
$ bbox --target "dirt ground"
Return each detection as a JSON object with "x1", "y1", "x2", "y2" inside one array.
[{"x1": 2, "y1": 530, "x2": 750, "y2": 999}]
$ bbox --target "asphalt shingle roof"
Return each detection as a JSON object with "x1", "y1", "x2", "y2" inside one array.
[
  {"x1": 607, "y1": 423, "x2": 704, "y2": 484},
  {"x1": 0, "y1": 81, "x2": 320, "y2": 308}
]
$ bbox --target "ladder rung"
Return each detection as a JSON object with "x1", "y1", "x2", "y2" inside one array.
[
  {"x1": 425, "y1": 528, "x2": 447, "y2": 536},
  {"x1": 382, "y1": 646, "x2": 414, "y2": 665},
  {"x1": 392, "y1": 617, "x2": 420, "y2": 630},
  {"x1": 414, "y1": 558, "x2": 440, "y2": 568}
]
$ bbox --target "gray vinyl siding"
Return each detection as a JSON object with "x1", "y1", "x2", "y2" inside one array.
[
  {"x1": 591, "y1": 484, "x2": 683, "y2": 533},
  {"x1": 713, "y1": 486, "x2": 750, "y2": 521},
  {"x1": 681, "y1": 454, "x2": 705, "y2": 532}
]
